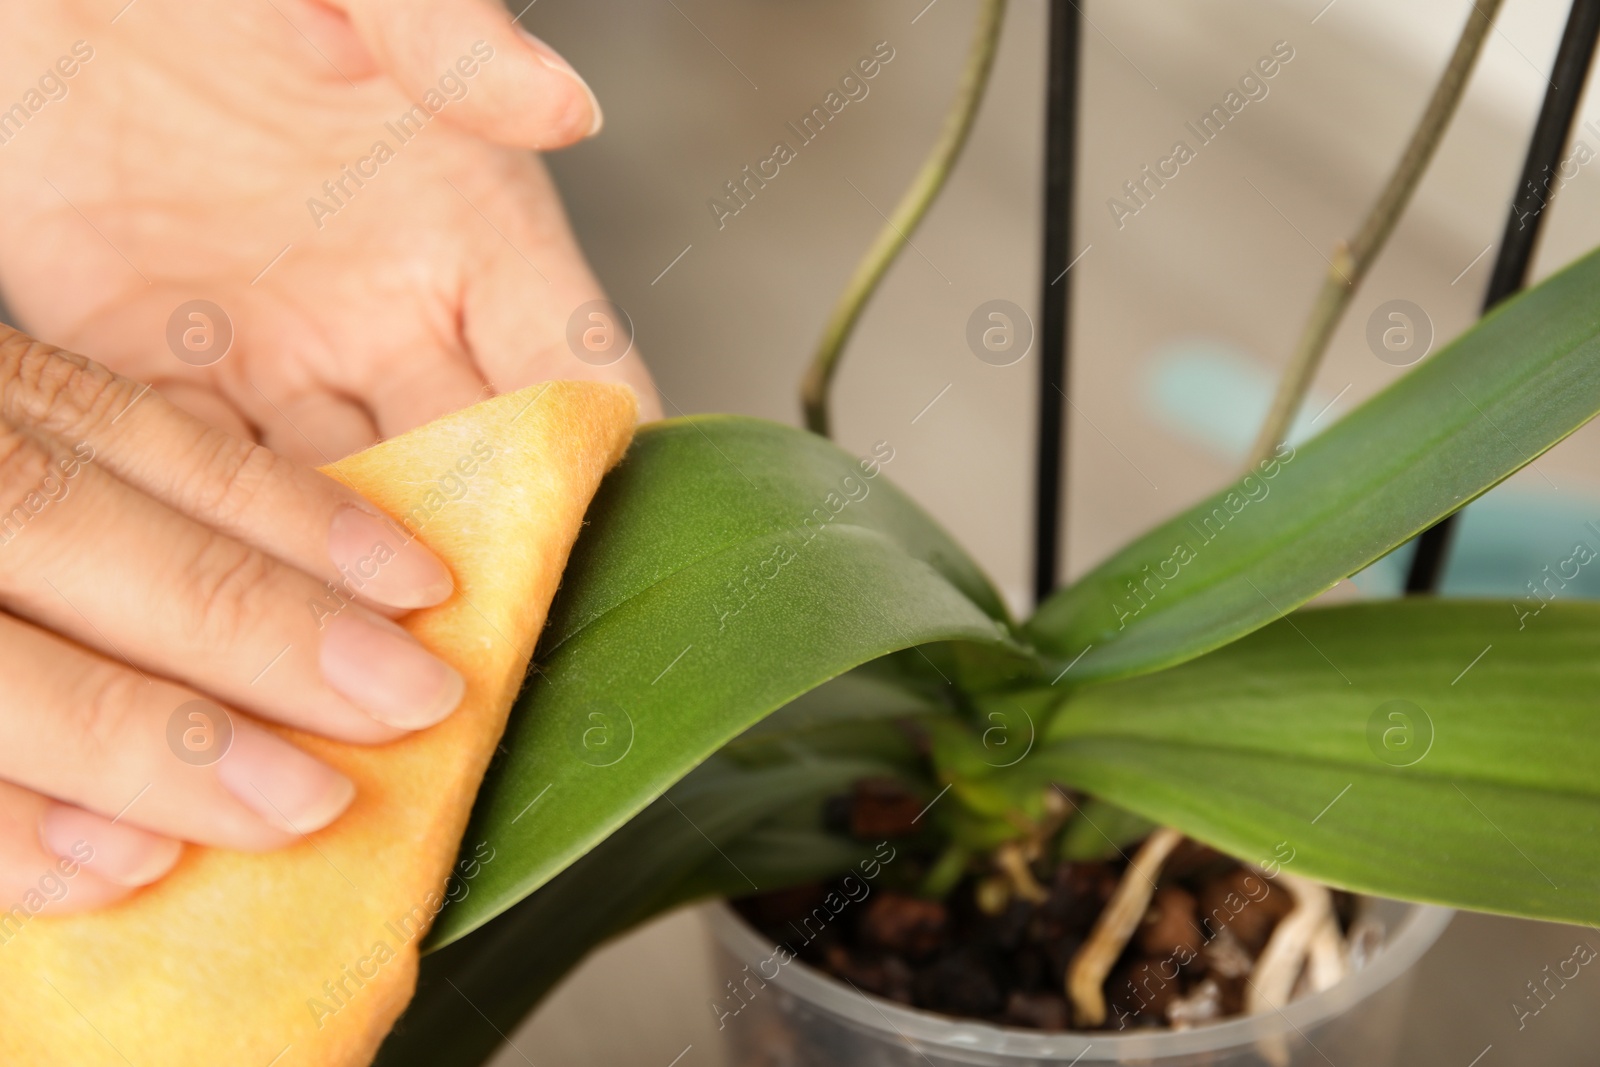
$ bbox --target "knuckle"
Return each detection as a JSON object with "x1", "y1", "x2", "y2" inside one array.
[
  {"x1": 0, "y1": 333, "x2": 135, "y2": 442},
  {"x1": 0, "y1": 429, "x2": 63, "y2": 544},
  {"x1": 185, "y1": 533, "x2": 277, "y2": 647},
  {"x1": 72, "y1": 667, "x2": 148, "y2": 772},
  {"x1": 188, "y1": 436, "x2": 285, "y2": 529}
]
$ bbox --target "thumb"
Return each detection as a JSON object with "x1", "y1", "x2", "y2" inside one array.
[{"x1": 331, "y1": 0, "x2": 602, "y2": 149}]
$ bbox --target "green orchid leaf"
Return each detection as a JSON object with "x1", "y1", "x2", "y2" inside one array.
[
  {"x1": 544, "y1": 415, "x2": 1011, "y2": 642},
  {"x1": 428, "y1": 416, "x2": 1022, "y2": 948},
  {"x1": 378, "y1": 692, "x2": 922, "y2": 1067},
  {"x1": 1026, "y1": 245, "x2": 1600, "y2": 682},
  {"x1": 1058, "y1": 797, "x2": 1156, "y2": 862},
  {"x1": 1027, "y1": 599, "x2": 1600, "y2": 925}
]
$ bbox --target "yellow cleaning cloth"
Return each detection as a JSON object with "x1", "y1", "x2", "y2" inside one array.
[{"x1": 0, "y1": 381, "x2": 637, "y2": 1065}]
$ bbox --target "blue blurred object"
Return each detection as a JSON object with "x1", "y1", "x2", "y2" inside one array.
[{"x1": 1144, "y1": 341, "x2": 1600, "y2": 602}]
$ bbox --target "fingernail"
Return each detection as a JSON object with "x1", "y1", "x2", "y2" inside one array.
[
  {"x1": 39, "y1": 805, "x2": 183, "y2": 888},
  {"x1": 329, "y1": 505, "x2": 453, "y2": 610},
  {"x1": 517, "y1": 26, "x2": 604, "y2": 136},
  {"x1": 216, "y1": 723, "x2": 355, "y2": 835},
  {"x1": 320, "y1": 612, "x2": 465, "y2": 730}
]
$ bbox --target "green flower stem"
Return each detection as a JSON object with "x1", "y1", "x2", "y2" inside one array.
[
  {"x1": 801, "y1": 0, "x2": 1007, "y2": 438},
  {"x1": 1246, "y1": 0, "x2": 1504, "y2": 466}
]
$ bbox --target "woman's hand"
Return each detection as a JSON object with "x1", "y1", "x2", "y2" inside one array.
[
  {"x1": 0, "y1": 328, "x2": 465, "y2": 913},
  {"x1": 0, "y1": 0, "x2": 659, "y2": 464}
]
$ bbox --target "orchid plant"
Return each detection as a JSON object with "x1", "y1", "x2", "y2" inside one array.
[
  {"x1": 371, "y1": 240, "x2": 1600, "y2": 1065},
  {"x1": 372, "y1": 2, "x2": 1600, "y2": 1062}
]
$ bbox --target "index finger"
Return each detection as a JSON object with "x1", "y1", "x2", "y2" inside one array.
[{"x1": 0, "y1": 332, "x2": 453, "y2": 612}]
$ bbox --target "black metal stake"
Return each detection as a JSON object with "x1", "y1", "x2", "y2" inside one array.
[
  {"x1": 1406, "y1": 0, "x2": 1600, "y2": 593},
  {"x1": 1032, "y1": 0, "x2": 1082, "y2": 606}
]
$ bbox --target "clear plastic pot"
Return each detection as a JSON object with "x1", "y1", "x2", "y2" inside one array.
[{"x1": 706, "y1": 898, "x2": 1452, "y2": 1067}]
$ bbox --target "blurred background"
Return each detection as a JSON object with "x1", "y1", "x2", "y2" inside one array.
[{"x1": 494, "y1": 0, "x2": 1600, "y2": 1063}]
